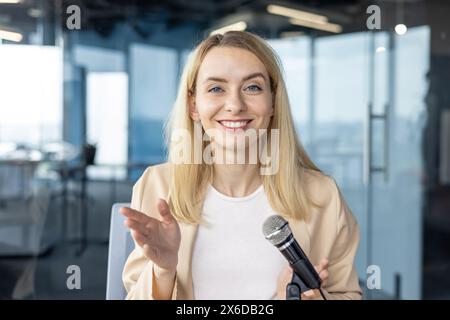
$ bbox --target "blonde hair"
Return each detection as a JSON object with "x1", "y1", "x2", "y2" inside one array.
[{"x1": 165, "y1": 31, "x2": 320, "y2": 224}]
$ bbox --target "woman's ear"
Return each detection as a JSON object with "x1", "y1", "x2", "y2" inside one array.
[{"x1": 188, "y1": 92, "x2": 200, "y2": 121}]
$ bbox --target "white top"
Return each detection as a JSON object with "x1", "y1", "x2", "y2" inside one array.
[{"x1": 191, "y1": 184, "x2": 287, "y2": 300}]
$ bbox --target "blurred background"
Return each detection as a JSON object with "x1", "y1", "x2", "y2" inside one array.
[{"x1": 0, "y1": 0, "x2": 449, "y2": 300}]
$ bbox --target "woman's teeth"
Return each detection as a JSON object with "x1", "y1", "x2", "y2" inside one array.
[{"x1": 219, "y1": 121, "x2": 249, "y2": 128}]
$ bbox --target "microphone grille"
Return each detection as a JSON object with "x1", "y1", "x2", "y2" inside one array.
[{"x1": 262, "y1": 215, "x2": 292, "y2": 246}]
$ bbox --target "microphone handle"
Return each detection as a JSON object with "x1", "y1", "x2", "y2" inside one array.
[{"x1": 279, "y1": 235, "x2": 322, "y2": 289}]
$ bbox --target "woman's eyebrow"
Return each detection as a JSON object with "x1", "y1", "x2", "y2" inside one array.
[
  {"x1": 202, "y1": 72, "x2": 266, "y2": 84},
  {"x1": 243, "y1": 72, "x2": 266, "y2": 82}
]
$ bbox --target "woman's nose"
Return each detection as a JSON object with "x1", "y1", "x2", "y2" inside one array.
[{"x1": 224, "y1": 92, "x2": 247, "y2": 114}]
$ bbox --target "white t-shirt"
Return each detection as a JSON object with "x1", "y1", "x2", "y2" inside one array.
[{"x1": 191, "y1": 184, "x2": 287, "y2": 300}]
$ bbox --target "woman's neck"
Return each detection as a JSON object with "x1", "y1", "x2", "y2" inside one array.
[{"x1": 211, "y1": 163, "x2": 261, "y2": 198}]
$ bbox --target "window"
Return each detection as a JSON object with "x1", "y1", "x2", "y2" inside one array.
[
  {"x1": 128, "y1": 44, "x2": 178, "y2": 178},
  {"x1": 86, "y1": 72, "x2": 128, "y2": 179},
  {"x1": 0, "y1": 45, "x2": 62, "y2": 145}
]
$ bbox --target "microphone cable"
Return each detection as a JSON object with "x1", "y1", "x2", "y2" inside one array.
[{"x1": 318, "y1": 288, "x2": 328, "y2": 300}]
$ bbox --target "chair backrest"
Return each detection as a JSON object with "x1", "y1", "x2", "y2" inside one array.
[
  {"x1": 106, "y1": 203, "x2": 134, "y2": 300},
  {"x1": 82, "y1": 143, "x2": 96, "y2": 166}
]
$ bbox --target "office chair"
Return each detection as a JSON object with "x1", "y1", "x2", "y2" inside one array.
[{"x1": 106, "y1": 202, "x2": 133, "y2": 300}]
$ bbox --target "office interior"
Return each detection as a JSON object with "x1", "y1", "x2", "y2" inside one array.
[{"x1": 0, "y1": 0, "x2": 449, "y2": 300}]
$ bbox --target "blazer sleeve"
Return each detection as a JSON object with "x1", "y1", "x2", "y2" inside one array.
[
  {"x1": 318, "y1": 179, "x2": 363, "y2": 300},
  {"x1": 122, "y1": 166, "x2": 178, "y2": 300}
]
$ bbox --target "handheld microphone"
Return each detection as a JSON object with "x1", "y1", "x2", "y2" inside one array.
[{"x1": 262, "y1": 215, "x2": 322, "y2": 293}]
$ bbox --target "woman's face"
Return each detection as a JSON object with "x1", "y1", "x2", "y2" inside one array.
[{"x1": 189, "y1": 47, "x2": 274, "y2": 151}]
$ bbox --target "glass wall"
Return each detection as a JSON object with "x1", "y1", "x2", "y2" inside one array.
[
  {"x1": 369, "y1": 26, "x2": 429, "y2": 299},
  {"x1": 128, "y1": 44, "x2": 178, "y2": 179},
  {"x1": 270, "y1": 26, "x2": 429, "y2": 299},
  {"x1": 268, "y1": 37, "x2": 311, "y2": 143}
]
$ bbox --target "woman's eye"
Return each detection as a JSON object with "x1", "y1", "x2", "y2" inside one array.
[
  {"x1": 246, "y1": 85, "x2": 262, "y2": 92},
  {"x1": 208, "y1": 86, "x2": 224, "y2": 93}
]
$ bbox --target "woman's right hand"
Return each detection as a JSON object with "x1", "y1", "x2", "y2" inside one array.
[{"x1": 120, "y1": 198, "x2": 181, "y2": 273}]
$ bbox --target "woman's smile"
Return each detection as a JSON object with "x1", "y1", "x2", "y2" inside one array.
[{"x1": 216, "y1": 119, "x2": 254, "y2": 133}]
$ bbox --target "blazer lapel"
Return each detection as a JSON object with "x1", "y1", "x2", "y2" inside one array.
[{"x1": 175, "y1": 222, "x2": 199, "y2": 299}]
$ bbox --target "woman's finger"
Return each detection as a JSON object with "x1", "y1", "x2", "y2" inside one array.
[
  {"x1": 131, "y1": 229, "x2": 149, "y2": 248},
  {"x1": 125, "y1": 218, "x2": 152, "y2": 238},
  {"x1": 319, "y1": 269, "x2": 329, "y2": 280},
  {"x1": 133, "y1": 218, "x2": 156, "y2": 235},
  {"x1": 315, "y1": 258, "x2": 329, "y2": 274},
  {"x1": 129, "y1": 228, "x2": 160, "y2": 260},
  {"x1": 302, "y1": 289, "x2": 316, "y2": 298},
  {"x1": 133, "y1": 232, "x2": 159, "y2": 261},
  {"x1": 320, "y1": 258, "x2": 329, "y2": 270},
  {"x1": 319, "y1": 270, "x2": 329, "y2": 286},
  {"x1": 120, "y1": 206, "x2": 158, "y2": 225},
  {"x1": 120, "y1": 207, "x2": 145, "y2": 221}
]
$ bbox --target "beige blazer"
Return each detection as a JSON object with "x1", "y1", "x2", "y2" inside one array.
[{"x1": 122, "y1": 162, "x2": 363, "y2": 300}]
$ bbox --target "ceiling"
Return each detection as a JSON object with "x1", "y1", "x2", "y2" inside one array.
[{"x1": 0, "y1": 0, "x2": 429, "y2": 42}]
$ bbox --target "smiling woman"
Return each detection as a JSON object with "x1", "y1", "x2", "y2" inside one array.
[
  {"x1": 121, "y1": 31, "x2": 362, "y2": 300},
  {"x1": 190, "y1": 48, "x2": 273, "y2": 140}
]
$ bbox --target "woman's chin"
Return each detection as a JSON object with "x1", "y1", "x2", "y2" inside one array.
[{"x1": 209, "y1": 141, "x2": 259, "y2": 164}]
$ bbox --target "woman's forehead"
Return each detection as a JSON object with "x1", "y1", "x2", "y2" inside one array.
[{"x1": 197, "y1": 47, "x2": 269, "y2": 81}]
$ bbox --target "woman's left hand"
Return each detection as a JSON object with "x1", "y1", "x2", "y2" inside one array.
[{"x1": 276, "y1": 258, "x2": 329, "y2": 300}]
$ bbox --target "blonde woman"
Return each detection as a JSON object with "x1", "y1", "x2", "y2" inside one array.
[{"x1": 121, "y1": 31, "x2": 362, "y2": 300}]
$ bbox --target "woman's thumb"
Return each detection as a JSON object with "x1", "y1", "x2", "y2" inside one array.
[{"x1": 156, "y1": 198, "x2": 175, "y2": 224}]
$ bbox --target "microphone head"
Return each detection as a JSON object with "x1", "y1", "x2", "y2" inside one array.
[{"x1": 262, "y1": 215, "x2": 292, "y2": 246}]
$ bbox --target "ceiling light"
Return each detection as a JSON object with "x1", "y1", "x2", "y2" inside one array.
[
  {"x1": 28, "y1": 8, "x2": 44, "y2": 18},
  {"x1": 210, "y1": 21, "x2": 247, "y2": 36},
  {"x1": 395, "y1": 24, "x2": 407, "y2": 35},
  {"x1": 289, "y1": 18, "x2": 342, "y2": 33},
  {"x1": 267, "y1": 4, "x2": 328, "y2": 24},
  {"x1": 0, "y1": 29, "x2": 23, "y2": 42},
  {"x1": 0, "y1": 0, "x2": 22, "y2": 4}
]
